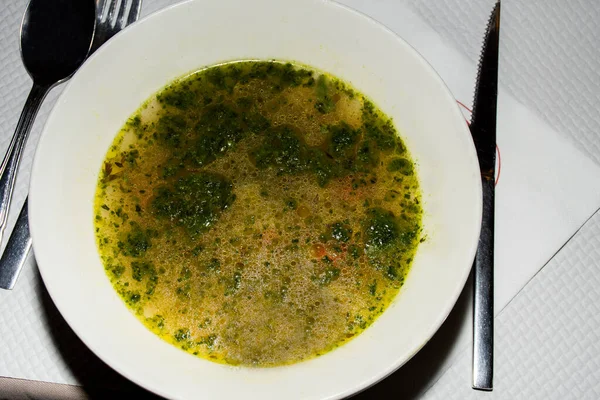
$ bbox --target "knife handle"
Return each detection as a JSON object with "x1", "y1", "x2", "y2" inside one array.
[{"x1": 473, "y1": 177, "x2": 494, "y2": 390}]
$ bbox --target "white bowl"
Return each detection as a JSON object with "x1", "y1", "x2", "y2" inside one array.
[{"x1": 29, "y1": 0, "x2": 481, "y2": 398}]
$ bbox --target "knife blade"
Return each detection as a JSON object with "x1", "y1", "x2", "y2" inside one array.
[{"x1": 471, "y1": 0, "x2": 500, "y2": 391}]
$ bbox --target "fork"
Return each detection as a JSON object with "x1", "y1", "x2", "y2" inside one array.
[
  {"x1": 0, "y1": 0, "x2": 142, "y2": 290},
  {"x1": 91, "y1": 0, "x2": 142, "y2": 53}
]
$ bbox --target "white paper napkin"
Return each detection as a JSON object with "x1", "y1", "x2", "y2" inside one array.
[{"x1": 0, "y1": 0, "x2": 599, "y2": 396}]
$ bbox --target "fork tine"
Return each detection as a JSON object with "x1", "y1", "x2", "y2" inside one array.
[
  {"x1": 96, "y1": 0, "x2": 108, "y2": 21},
  {"x1": 106, "y1": 0, "x2": 119, "y2": 28},
  {"x1": 127, "y1": 0, "x2": 142, "y2": 26},
  {"x1": 96, "y1": 0, "x2": 106, "y2": 20},
  {"x1": 116, "y1": 0, "x2": 128, "y2": 27}
]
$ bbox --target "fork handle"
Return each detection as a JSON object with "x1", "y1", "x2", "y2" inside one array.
[
  {"x1": 0, "y1": 197, "x2": 31, "y2": 290},
  {"x1": 0, "y1": 82, "x2": 50, "y2": 246}
]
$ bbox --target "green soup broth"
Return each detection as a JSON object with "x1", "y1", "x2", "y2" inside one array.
[{"x1": 94, "y1": 60, "x2": 423, "y2": 367}]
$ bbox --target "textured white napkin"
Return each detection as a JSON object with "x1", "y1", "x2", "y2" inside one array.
[
  {"x1": 0, "y1": 0, "x2": 599, "y2": 397},
  {"x1": 423, "y1": 214, "x2": 600, "y2": 400}
]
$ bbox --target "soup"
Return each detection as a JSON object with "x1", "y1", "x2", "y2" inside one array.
[{"x1": 94, "y1": 61, "x2": 423, "y2": 367}]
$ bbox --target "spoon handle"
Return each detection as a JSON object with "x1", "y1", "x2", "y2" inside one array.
[{"x1": 0, "y1": 83, "x2": 50, "y2": 246}]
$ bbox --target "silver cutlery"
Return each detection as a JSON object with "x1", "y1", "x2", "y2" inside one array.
[
  {"x1": 0, "y1": 0, "x2": 95, "y2": 261},
  {"x1": 471, "y1": 1, "x2": 500, "y2": 391},
  {"x1": 0, "y1": 0, "x2": 142, "y2": 290},
  {"x1": 91, "y1": 0, "x2": 142, "y2": 53}
]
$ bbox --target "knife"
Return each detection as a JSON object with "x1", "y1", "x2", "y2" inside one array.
[{"x1": 471, "y1": 0, "x2": 500, "y2": 391}]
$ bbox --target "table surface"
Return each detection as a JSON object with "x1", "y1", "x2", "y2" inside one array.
[{"x1": 1, "y1": 0, "x2": 599, "y2": 399}]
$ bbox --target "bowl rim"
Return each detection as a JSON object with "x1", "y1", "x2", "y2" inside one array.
[{"x1": 29, "y1": 0, "x2": 482, "y2": 398}]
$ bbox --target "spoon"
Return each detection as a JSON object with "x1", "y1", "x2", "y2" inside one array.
[{"x1": 0, "y1": 0, "x2": 95, "y2": 247}]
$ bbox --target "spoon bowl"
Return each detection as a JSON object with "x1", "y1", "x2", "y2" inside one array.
[{"x1": 20, "y1": 0, "x2": 95, "y2": 85}]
